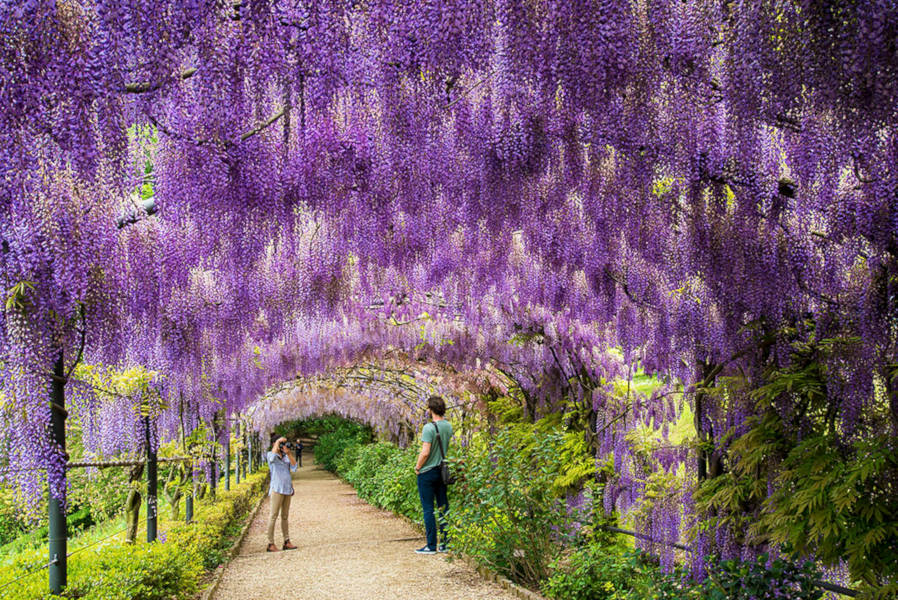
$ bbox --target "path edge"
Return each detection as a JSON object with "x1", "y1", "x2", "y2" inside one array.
[
  {"x1": 197, "y1": 490, "x2": 268, "y2": 600},
  {"x1": 363, "y1": 490, "x2": 549, "y2": 600}
]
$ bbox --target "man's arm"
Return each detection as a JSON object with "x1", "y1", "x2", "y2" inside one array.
[{"x1": 414, "y1": 441, "x2": 431, "y2": 473}]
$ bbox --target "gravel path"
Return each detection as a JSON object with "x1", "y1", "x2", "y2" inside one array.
[{"x1": 211, "y1": 458, "x2": 522, "y2": 600}]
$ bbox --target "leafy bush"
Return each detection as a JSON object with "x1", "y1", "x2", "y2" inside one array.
[
  {"x1": 340, "y1": 442, "x2": 420, "y2": 520},
  {"x1": 314, "y1": 420, "x2": 372, "y2": 471},
  {"x1": 447, "y1": 428, "x2": 577, "y2": 589},
  {"x1": 697, "y1": 336, "x2": 898, "y2": 597},
  {"x1": 542, "y1": 545, "x2": 698, "y2": 600},
  {"x1": 344, "y1": 443, "x2": 400, "y2": 498},
  {"x1": 0, "y1": 470, "x2": 268, "y2": 598},
  {"x1": 279, "y1": 415, "x2": 371, "y2": 439},
  {"x1": 701, "y1": 554, "x2": 824, "y2": 600},
  {"x1": 367, "y1": 446, "x2": 420, "y2": 519},
  {"x1": 0, "y1": 487, "x2": 33, "y2": 546},
  {"x1": 542, "y1": 546, "x2": 823, "y2": 600},
  {"x1": 66, "y1": 463, "x2": 131, "y2": 526},
  {"x1": 334, "y1": 442, "x2": 362, "y2": 475}
]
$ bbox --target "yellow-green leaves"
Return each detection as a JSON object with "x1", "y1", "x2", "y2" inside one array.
[{"x1": 5, "y1": 280, "x2": 35, "y2": 311}]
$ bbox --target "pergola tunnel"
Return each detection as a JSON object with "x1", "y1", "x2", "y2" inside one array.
[{"x1": 1, "y1": 2, "x2": 896, "y2": 599}]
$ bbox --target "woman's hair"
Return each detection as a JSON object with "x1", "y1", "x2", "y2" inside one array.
[{"x1": 427, "y1": 395, "x2": 446, "y2": 416}]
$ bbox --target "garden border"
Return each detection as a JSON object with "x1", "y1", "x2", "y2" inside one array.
[
  {"x1": 197, "y1": 488, "x2": 268, "y2": 600},
  {"x1": 382, "y1": 494, "x2": 549, "y2": 600}
]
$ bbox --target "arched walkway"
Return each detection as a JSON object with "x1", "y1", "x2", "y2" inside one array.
[{"x1": 212, "y1": 458, "x2": 522, "y2": 600}]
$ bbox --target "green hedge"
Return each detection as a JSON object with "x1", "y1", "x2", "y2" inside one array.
[
  {"x1": 0, "y1": 471, "x2": 268, "y2": 599},
  {"x1": 313, "y1": 421, "x2": 372, "y2": 471},
  {"x1": 320, "y1": 418, "x2": 827, "y2": 600},
  {"x1": 342, "y1": 442, "x2": 421, "y2": 520},
  {"x1": 311, "y1": 421, "x2": 421, "y2": 522}
]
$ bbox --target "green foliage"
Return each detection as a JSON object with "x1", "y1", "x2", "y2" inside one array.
[
  {"x1": 447, "y1": 427, "x2": 577, "y2": 589},
  {"x1": 1, "y1": 541, "x2": 201, "y2": 600},
  {"x1": 334, "y1": 442, "x2": 362, "y2": 475},
  {"x1": 274, "y1": 413, "x2": 372, "y2": 441},
  {"x1": 697, "y1": 335, "x2": 898, "y2": 597},
  {"x1": 341, "y1": 443, "x2": 421, "y2": 520},
  {"x1": 487, "y1": 393, "x2": 525, "y2": 424},
  {"x1": 542, "y1": 545, "x2": 826, "y2": 600},
  {"x1": 344, "y1": 443, "x2": 401, "y2": 499},
  {"x1": 312, "y1": 415, "x2": 373, "y2": 439},
  {"x1": 550, "y1": 432, "x2": 599, "y2": 494},
  {"x1": 5, "y1": 280, "x2": 36, "y2": 311},
  {"x1": 701, "y1": 554, "x2": 823, "y2": 600},
  {"x1": 542, "y1": 545, "x2": 697, "y2": 600},
  {"x1": 66, "y1": 464, "x2": 131, "y2": 527},
  {"x1": 313, "y1": 420, "x2": 372, "y2": 472},
  {"x1": 0, "y1": 471, "x2": 268, "y2": 598},
  {"x1": 0, "y1": 488, "x2": 29, "y2": 546}
]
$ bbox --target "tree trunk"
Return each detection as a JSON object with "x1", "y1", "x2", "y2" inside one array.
[
  {"x1": 164, "y1": 464, "x2": 184, "y2": 520},
  {"x1": 694, "y1": 360, "x2": 716, "y2": 483},
  {"x1": 125, "y1": 463, "x2": 144, "y2": 544}
]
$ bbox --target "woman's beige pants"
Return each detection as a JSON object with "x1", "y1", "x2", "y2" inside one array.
[{"x1": 267, "y1": 492, "x2": 292, "y2": 544}]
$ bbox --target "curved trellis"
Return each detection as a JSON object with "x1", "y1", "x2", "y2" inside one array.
[{"x1": 1, "y1": 1, "x2": 896, "y2": 595}]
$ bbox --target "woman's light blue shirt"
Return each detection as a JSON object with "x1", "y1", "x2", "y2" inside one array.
[{"x1": 266, "y1": 451, "x2": 298, "y2": 495}]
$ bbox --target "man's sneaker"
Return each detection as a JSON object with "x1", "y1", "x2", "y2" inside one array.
[
  {"x1": 437, "y1": 544, "x2": 448, "y2": 553},
  {"x1": 415, "y1": 546, "x2": 437, "y2": 555}
]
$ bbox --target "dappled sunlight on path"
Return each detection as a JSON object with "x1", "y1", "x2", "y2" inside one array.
[{"x1": 212, "y1": 458, "x2": 522, "y2": 600}]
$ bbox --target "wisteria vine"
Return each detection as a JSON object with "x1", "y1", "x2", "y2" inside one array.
[{"x1": 1, "y1": 0, "x2": 896, "y2": 590}]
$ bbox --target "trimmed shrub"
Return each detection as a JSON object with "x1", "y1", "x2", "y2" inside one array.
[
  {"x1": 542, "y1": 545, "x2": 699, "y2": 600},
  {"x1": 0, "y1": 471, "x2": 268, "y2": 599},
  {"x1": 313, "y1": 420, "x2": 371, "y2": 472},
  {"x1": 341, "y1": 443, "x2": 420, "y2": 520}
]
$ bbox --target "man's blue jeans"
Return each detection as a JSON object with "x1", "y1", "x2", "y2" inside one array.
[{"x1": 417, "y1": 467, "x2": 448, "y2": 550}]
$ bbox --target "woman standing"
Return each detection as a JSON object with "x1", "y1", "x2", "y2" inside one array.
[{"x1": 266, "y1": 436, "x2": 299, "y2": 552}]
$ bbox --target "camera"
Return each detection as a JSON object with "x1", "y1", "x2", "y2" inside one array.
[{"x1": 280, "y1": 440, "x2": 301, "y2": 452}]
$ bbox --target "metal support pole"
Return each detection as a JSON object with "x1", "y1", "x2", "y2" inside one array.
[
  {"x1": 242, "y1": 430, "x2": 248, "y2": 478},
  {"x1": 224, "y1": 437, "x2": 231, "y2": 491},
  {"x1": 145, "y1": 416, "x2": 157, "y2": 542},
  {"x1": 49, "y1": 353, "x2": 67, "y2": 594},
  {"x1": 185, "y1": 482, "x2": 194, "y2": 523},
  {"x1": 248, "y1": 432, "x2": 254, "y2": 472},
  {"x1": 209, "y1": 449, "x2": 217, "y2": 499},
  {"x1": 235, "y1": 421, "x2": 241, "y2": 485},
  {"x1": 185, "y1": 459, "x2": 194, "y2": 523}
]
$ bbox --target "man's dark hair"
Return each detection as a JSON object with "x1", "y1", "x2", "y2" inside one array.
[{"x1": 427, "y1": 395, "x2": 446, "y2": 416}]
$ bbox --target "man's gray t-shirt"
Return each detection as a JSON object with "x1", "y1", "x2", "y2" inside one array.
[{"x1": 420, "y1": 420, "x2": 453, "y2": 474}]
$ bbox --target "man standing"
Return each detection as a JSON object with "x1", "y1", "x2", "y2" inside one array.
[
  {"x1": 414, "y1": 396, "x2": 453, "y2": 554},
  {"x1": 266, "y1": 436, "x2": 298, "y2": 552}
]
